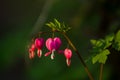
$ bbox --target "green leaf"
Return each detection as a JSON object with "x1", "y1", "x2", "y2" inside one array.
[
  {"x1": 46, "y1": 22, "x2": 56, "y2": 30},
  {"x1": 105, "y1": 33, "x2": 114, "y2": 42},
  {"x1": 91, "y1": 34, "x2": 114, "y2": 50},
  {"x1": 115, "y1": 30, "x2": 120, "y2": 42},
  {"x1": 112, "y1": 30, "x2": 120, "y2": 51},
  {"x1": 54, "y1": 19, "x2": 61, "y2": 28},
  {"x1": 46, "y1": 19, "x2": 71, "y2": 32},
  {"x1": 50, "y1": 22, "x2": 56, "y2": 28},
  {"x1": 112, "y1": 42, "x2": 120, "y2": 51},
  {"x1": 104, "y1": 42, "x2": 112, "y2": 49},
  {"x1": 46, "y1": 23, "x2": 52, "y2": 28},
  {"x1": 92, "y1": 49, "x2": 110, "y2": 64},
  {"x1": 92, "y1": 53, "x2": 100, "y2": 64},
  {"x1": 90, "y1": 39, "x2": 97, "y2": 46},
  {"x1": 103, "y1": 33, "x2": 114, "y2": 49},
  {"x1": 98, "y1": 55, "x2": 107, "y2": 64},
  {"x1": 91, "y1": 47, "x2": 101, "y2": 54},
  {"x1": 91, "y1": 39, "x2": 105, "y2": 49},
  {"x1": 96, "y1": 39, "x2": 105, "y2": 48},
  {"x1": 102, "y1": 49, "x2": 110, "y2": 55}
]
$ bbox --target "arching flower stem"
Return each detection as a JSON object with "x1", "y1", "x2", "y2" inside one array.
[{"x1": 61, "y1": 32, "x2": 94, "y2": 80}]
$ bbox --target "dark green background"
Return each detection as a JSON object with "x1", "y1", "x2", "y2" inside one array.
[{"x1": 1, "y1": 0, "x2": 120, "y2": 80}]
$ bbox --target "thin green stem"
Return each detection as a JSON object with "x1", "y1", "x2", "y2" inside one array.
[
  {"x1": 99, "y1": 63, "x2": 104, "y2": 80},
  {"x1": 62, "y1": 32, "x2": 94, "y2": 80}
]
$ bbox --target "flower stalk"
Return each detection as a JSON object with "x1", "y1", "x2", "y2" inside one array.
[
  {"x1": 62, "y1": 32, "x2": 94, "y2": 80},
  {"x1": 99, "y1": 63, "x2": 104, "y2": 80}
]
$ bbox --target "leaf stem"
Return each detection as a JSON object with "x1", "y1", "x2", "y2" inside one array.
[
  {"x1": 99, "y1": 63, "x2": 104, "y2": 80},
  {"x1": 62, "y1": 32, "x2": 94, "y2": 80}
]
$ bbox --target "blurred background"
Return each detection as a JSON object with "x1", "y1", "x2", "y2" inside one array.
[{"x1": 1, "y1": 0, "x2": 120, "y2": 80}]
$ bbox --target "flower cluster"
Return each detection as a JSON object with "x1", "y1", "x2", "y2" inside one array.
[
  {"x1": 28, "y1": 37, "x2": 72, "y2": 66},
  {"x1": 29, "y1": 38, "x2": 44, "y2": 59}
]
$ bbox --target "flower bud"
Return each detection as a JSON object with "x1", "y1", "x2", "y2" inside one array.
[
  {"x1": 35, "y1": 38, "x2": 44, "y2": 58},
  {"x1": 64, "y1": 48, "x2": 72, "y2": 66},
  {"x1": 29, "y1": 44, "x2": 35, "y2": 59}
]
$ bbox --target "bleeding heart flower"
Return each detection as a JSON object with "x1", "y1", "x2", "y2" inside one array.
[
  {"x1": 29, "y1": 44, "x2": 36, "y2": 59},
  {"x1": 45, "y1": 37, "x2": 61, "y2": 59},
  {"x1": 35, "y1": 38, "x2": 44, "y2": 58},
  {"x1": 64, "y1": 48, "x2": 72, "y2": 66}
]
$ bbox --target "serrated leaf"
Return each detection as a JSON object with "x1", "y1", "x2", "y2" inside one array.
[
  {"x1": 92, "y1": 54, "x2": 100, "y2": 64},
  {"x1": 98, "y1": 55, "x2": 107, "y2": 64},
  {"x1": 92, "y1": 49, "x2": 110, "y2": 64}
]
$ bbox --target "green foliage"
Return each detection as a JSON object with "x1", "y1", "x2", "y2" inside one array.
[
  {"x1": 90, "y1": 39, "x2": 105, "y2": 49},
  {"x1": 46, "y1": 19, "x2": 71, "y2": 32},
  {"x1": 115, "y1": 30, "x2": 120, "y2": 41},
  {"x1": 92, "y1": 49, "x2": 110, "y2": 64},
  {"x1": 105, "y1": 33, "x2": 114, "y2": 42},
  {"x1": 112, "y1": 30, "x2": 120, "y2": 51},
  {"x1": 91, "y1": 33, "x2": 114, "y2": 64},
  {"x1": 104, "y1": 33, "x2": 114, "y2": 49}
]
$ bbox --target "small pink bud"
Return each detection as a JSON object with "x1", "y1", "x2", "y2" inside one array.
[
  {"x1": 45, "y1": 37, "x2": 62, "y2": 59},
  {"x1": 64, "y1": 48, "x2": 72, "y2": 66},
  {"x1": 35, "y1": 38, "x2": 44, "y2": 58},
  {"x1": 29, "y1": 44, "x2": 35, "y2": 59},
  {"x1": 31, "y1": 44, "x2": 36, "y2": 51},
  {"x1": 29, "y1": 49, "x2": 35, "y2": 59}
]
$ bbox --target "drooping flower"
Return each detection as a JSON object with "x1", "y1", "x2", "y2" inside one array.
[
  {"x1": 35, "y1": 38, "x2": 44, "y2": 58},
  {"x1": 45, "y1": 37, "x2": 61, "y2": 59},
  {"x1": 29, "y1": 44, "x2": 36, "y2": 59},
  {"x1": 64, "y1": 48, "x2": 72, "y2": 66}
]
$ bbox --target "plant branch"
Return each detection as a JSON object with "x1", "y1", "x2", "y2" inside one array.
[
  {"x1": 99, "y1": 63, "x2": 104, "y2": 80},
  {"x1": 62, "y1": 32, "x2": 94, "y2": 80}
]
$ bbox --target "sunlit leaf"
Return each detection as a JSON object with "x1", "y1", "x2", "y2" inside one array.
[
  {"x1": 46, "y1": 19, "x2": 71, "y2": 32},
  {"x1": 92, "y1": 53, "x2": 100, "y2": 64},
  {"x1": 54, "y1": 19, "x2": 61, "y2": 28},
  {"x1": 98, "y1": 54, "x2": 107, "y2": 64},
  {"x1": 92, "y1": 49, "x2": 110, "y2": 64}
]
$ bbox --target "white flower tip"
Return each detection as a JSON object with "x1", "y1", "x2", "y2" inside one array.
[
  {"x1": 51, "y1": 51, "x2": 55, "y2": 60},
  {"x1": 37, "y1": 50, "x2": 42, "y2": 58},
  {"x1": 66, "y1": 59, "x2": 71, "y2": 66}
]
